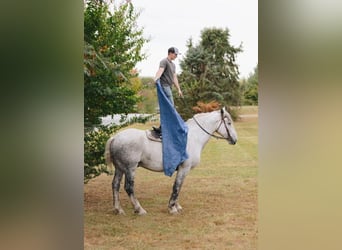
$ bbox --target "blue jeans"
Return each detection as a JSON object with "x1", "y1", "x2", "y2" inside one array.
[{"x1": 161, "y1": 85, "x2": 174, "y2": 107}]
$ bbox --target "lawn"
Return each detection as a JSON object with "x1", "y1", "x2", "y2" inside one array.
[{"x1": 84, "y1": 108, "x2": 258, "y2": 249}]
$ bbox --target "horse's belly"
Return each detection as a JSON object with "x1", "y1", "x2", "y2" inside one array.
[
  {"x1": 139, "y1": 161, "x2": 164, "y2": 172},
  {"x1": 140, "y1": 142, "x2": 164, "y2": 172},
  {"x1": 140, "y1": 154, "x2": 164, "y2": 172}
]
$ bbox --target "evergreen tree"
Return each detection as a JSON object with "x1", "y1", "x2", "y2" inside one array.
[{"x1": 177, "y1": 28, "x2": 242, "y2": 119}]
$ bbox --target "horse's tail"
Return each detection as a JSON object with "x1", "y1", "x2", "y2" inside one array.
[{"x1": 105, "y1": 136, "x2": 115, "y2": 167}]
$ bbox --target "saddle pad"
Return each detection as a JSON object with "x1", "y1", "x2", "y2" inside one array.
[{"x1": 145, "y1": 130, "x2": 162, "y2": 142}]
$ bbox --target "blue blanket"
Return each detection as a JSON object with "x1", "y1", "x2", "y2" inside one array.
[{"x1": 156, "y1": 81, "x2": 188, "y2": 176}]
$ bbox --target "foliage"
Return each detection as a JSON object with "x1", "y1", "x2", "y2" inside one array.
[
  {"x1": 84, "y1": 0, "x2": 149, "y2": 182},
  {"x1": 84, "y1": 115, "x2": 153, "y2": 183},
  {"x1": 136, "y1": 77, "x2": 158, "y2": 114},
  {"x1": 140, "y1": 76, "x2": 154, "y2": 86},
  {"x1": 137, "y1": 88, "x2": 158, "y2": 114},
  {"x1": 84, "y1": 0, "x2": 149, "y2": 126},
  {"x1": 192, "y1": 101, "x2": 220, "y2": 113},
  {"x1": 176, "y1": 28, "x2": 243, "y2": 120},
  {"x1": 241, "y1": 64, "x2": 258, "y2": 105},
  {"x1": 129, "y1": 70, "x2": 143, "y2": 93},
  {"x1": 84, "y1": 125, "x2": 119, "y2": 183}
]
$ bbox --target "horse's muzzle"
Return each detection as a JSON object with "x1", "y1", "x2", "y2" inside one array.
[{"x1": 229, "y1": 139, "x2": 237, "y2": 145}]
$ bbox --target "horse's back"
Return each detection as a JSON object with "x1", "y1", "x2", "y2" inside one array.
[
  {"x1": 110, "y1": 128, "x2": 164, "y2": 171},
  {"x1": 112, "y1": 128, "x2": 146, "y2": 147},
  {"x1": 114, "y1": 128, "x2": 145, "y2": 139}
]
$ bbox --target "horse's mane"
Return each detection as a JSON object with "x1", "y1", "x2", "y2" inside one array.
[{"x1": 186, "y1": 108, "x2": 221, "y2": 124}]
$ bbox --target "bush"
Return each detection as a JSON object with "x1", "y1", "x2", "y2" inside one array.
[
  {"x1": 191, "y1": 101, "x2": 239, "y2": 121},
  {"x1": 84, "y1": 115, "x2": 153, "y2": 183},
  {"x1": 84, "y1": 125, "x2": 118, "y2": 183}
]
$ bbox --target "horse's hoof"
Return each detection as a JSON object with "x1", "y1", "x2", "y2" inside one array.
[
  {"x1": 168, "y1": 206, "x2": 179, "y2": 214},
  {"x1": 175, "y1": 203, "x2": 183, "y2": 212},
  {"x1": 114, "y1": 208, "x2": 126, "y2": 215},
  {"x1": 135, "y1": 208, "x2": 147, "y2": 215}
]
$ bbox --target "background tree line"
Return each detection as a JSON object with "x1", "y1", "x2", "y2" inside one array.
[{"x1": 83, "y1": 0, "x2": 258, "y2": 182}]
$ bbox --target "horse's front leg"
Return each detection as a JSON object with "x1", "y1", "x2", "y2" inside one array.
[
  {"x1": 168, "y1": 166, "x2": 189, "y2": 214},
  {"x1": 124, "y1": 168, "x2": 147, "y2": 215}
]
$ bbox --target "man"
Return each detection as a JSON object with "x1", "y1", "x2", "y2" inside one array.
[{"x1": 153, "y1": 47, "x2": 183, "y2": 138}]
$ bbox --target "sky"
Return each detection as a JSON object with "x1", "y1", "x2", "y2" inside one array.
[{"x1": 131, "y1": 0, "x2": 258, "y2": 79}]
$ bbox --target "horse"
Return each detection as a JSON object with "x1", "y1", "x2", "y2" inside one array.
[{"x1": 105, "y1": 107, "x2": 238, "y2": 215}]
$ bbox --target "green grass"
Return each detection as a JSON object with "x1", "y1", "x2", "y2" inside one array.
[
  {"x1": 235, "y1": 105, "x2": 258, "y2": 115},
  {"x1": 84, "y1": 108, "x2": 258, "y2": 249}
]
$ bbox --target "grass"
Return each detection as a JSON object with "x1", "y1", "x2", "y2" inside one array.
[
  {"x1": 84, "y1": 108, "x2": 258, "y2": 249},
  {"x1": 235, "y1": 105, "x2": 258, "y2": 115}
]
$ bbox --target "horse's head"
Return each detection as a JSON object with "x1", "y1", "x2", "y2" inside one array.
[{"x1": 216, "y1": 107, "x2": 238, "y2": 145}]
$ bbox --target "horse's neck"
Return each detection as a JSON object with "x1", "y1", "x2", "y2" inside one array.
[{"x1": 188, "y1": 112, "x2": 220, "y2": 148}]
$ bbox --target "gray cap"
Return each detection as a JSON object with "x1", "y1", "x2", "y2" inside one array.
[{"x1": 168, "y1": 47, "x2": 181, "y2": 55}]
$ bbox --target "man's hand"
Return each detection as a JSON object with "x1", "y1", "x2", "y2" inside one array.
[{"x1": 178, "y1": 89, "x2": 183, "y2": 98}]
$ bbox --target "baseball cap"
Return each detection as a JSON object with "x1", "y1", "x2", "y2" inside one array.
[{"x1": 168, "y1": 47, "x2": 181, "y2": 55}]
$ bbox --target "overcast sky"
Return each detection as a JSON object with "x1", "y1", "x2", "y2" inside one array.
[{"x1": 131, "y1": 0, "x2": 258, "y2": 79}]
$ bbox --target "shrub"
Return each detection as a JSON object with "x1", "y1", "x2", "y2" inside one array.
[
  {"x1": 84, "y1": 125, "x2": 118, "y2": 183},
  {"x1": 192, "y1": 101, "x2": 220, "y2": 113},
  {"x1": 84, "y1": 115, "x2": 153, "y2": 183},
  {"x1": 191, "y1": 101, "x2": 239, "y2": 121}
]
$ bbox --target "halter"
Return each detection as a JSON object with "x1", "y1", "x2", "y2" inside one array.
[{"x1": 192, "y1": 111, "x2": 233, "y2": 141}]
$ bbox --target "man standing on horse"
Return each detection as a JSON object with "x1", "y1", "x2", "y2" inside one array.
[{"x1": 153, "y1": 47, "x2": 184, "y2": 137}]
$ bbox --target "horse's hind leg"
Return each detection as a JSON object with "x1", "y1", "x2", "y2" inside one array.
[
  {"x1": 112, "y1": 168, "x2": 125, "y2": 215},
  {"x1": 124, "y1": 168, "x2": 147, "y2": 215}
]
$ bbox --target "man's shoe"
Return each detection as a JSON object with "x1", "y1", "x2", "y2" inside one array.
[
  {"x1": 152, "y1": 126, "x2": 161, "y2": 133},
  {"x1": 152, "y1": 126, "x2": 162, "y2": 139}
]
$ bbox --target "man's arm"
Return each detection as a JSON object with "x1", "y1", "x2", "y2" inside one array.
[
  {"x1": 173, "y1": 73, "x2": 183, "y2": 97},
  {"x1": 154, "y1": 67, "x2": 165, "y2": 82}
]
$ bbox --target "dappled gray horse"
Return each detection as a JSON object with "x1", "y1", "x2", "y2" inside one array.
[{"x1": 105, "y1": 107, "x2": 238, "y2": 215}]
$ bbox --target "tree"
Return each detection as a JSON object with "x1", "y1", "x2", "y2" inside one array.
[
  {"x1": 84, "y1": 0, "x2": 149, "y2": 182},
  {"x1": 136, "y1": 77, "x2": 158, "y2": 114},
  {"x1": 176, "y1": 28, "x2": 242, "y2": 120},
  {"x1": 84, "y1": 0, "x2": 148, "y2": 126},
  {"x1": 241, "y1": 64, "x2": 258, "y2": 105}
]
